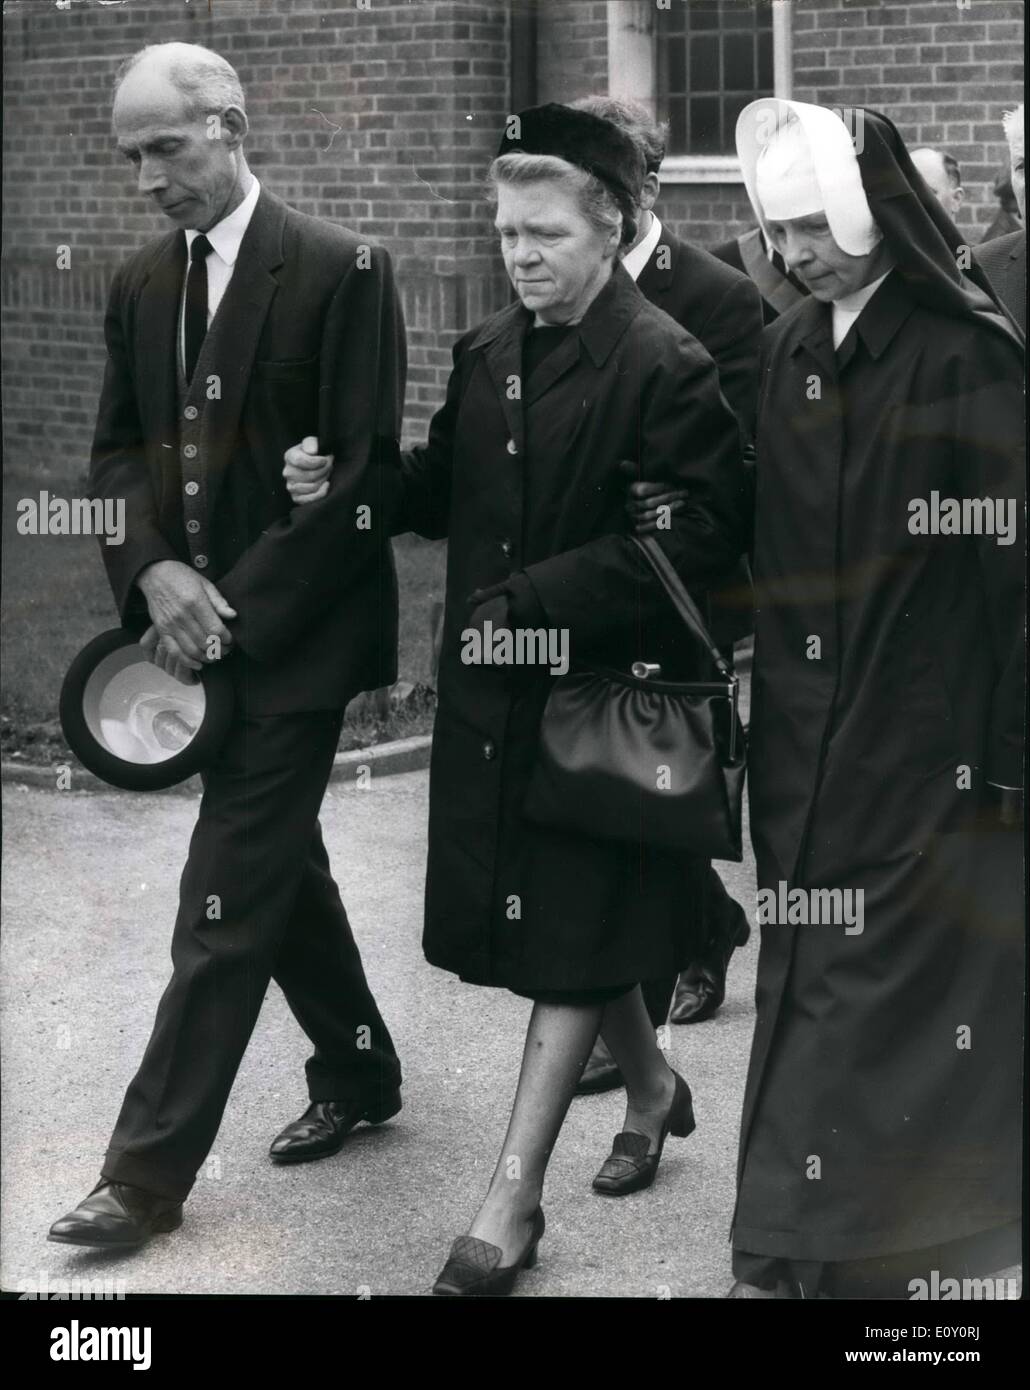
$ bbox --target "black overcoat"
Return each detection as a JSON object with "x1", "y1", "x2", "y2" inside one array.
[
  {"x1": 396, "y1": 265, "x2": 749, "y2": 992},
  {"x1": 733, "y1": 271, "x2": 1025, "y2": 1262}
]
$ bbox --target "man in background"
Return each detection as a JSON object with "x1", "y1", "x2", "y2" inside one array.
[
  {"x1": 911, "y1": 146, "x2": 965, "y2": 219},
  {"x1": 975, "y1": 107, "x2": 1025, "y2": 333}
]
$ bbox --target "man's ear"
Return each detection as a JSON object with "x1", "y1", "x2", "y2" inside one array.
[
  {"x1": 640, "y1": 172, "x2": 660, "y2": 212},
  {"x1": 219, "y1": 105, "x2": 249, "y2": 150}
]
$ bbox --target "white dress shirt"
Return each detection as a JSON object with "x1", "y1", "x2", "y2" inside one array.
[
  {"x1": 621, "y1": 213, "x2": 664, "y2": 283},
  {"x1": 180, "y1": 176, "x2": 262, "y2": 374}
]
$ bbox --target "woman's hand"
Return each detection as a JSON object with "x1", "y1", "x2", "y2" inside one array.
[
  {"x1": 283, "y1": 436, "x2": 334, "y2": 505},
  {"x1": 619, "y1": 459, "x2": 689, "y2": 536}
]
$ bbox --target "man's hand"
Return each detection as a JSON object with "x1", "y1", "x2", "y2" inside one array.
[
  {"x1": 284, "y1": 436, "x2": 334, "y2": 505},
  {"x1": 139, "y1": 624, "x2": 200, "y2": 685},
  {"x1": 619, "y1": 458, "x2": 689, "y2": 535},
  {"x1": 137, "y1": 559, "x2": 237, "y2": 667}
]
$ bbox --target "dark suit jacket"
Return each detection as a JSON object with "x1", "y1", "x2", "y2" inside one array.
[
  {"x1": 637, "y1": 223, "x2": 762, "y2": 435},
  {"x1": 710, "y1": 232, "x2": 808, "y2": 326},
  {"x1": 638, "y1": 222, "x2": 762, "y2": 647},
  {"x1": 89, "y1": 188, "x2": 406, "y2": 714},
  {"x1": 973, "y1": 228, "x2": 1026, "y2": 335}
]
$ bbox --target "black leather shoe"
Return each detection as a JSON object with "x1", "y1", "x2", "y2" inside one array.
[
  {"x1": 592, "y1": 1071, "x2": 695, "y2": 1196},
  {"x1": 432, "y1": 1209, "x2": 545, "y2": 1296},
  {"x1": 48, "y1": 1179, "x2": 183, "y2": 1249},
  {"x1": 269, "y1": 1090, "x2": 401, "y2": 1164},
  {"x1": 671, "y1": 909, "x2": 751, "y2": 1024},
  {"x1": 575, "y1": 1038, "x2": 624, "y2": 1095}
]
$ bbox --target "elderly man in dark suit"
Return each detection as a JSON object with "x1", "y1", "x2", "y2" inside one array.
[
  {"x1": 974, "y1": 106, "x2": 1025, "y2": 334},
  {"x1": 49, "y1": 42, "x2": 405, "y2": 1250}
]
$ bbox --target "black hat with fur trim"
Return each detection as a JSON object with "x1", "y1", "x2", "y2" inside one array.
[{"x1": 496, "y1": 102, "x2": 646, "y2": 233}]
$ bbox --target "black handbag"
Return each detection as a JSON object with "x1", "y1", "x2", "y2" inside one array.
[{"x1": 523, "y1": 536, "x2": 746, "y2": 861}]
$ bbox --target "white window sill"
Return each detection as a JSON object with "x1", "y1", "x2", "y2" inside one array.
[{"x1": 660, "y1": 156, "x2": 745, "y2": 185}]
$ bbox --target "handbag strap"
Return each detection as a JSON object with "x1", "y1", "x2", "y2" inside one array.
[{"x1": 630, "y1": 535, "x2": 734, "y2": 681}]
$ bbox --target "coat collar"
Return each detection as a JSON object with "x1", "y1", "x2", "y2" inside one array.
[
  {"x1": 789, "y1": 269, "x2": 915, "y2": 373},
  {"x1": 468, "y1": 262, "x2": 647, "y2": 443}
]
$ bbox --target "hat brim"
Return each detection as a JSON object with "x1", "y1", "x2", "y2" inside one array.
[{"x1": 59, "y1": 628, "x2": 234, "y2": 791}]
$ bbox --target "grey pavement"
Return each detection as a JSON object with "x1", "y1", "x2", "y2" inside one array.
[{"x1": 1, "y1": 768, "x2": 757, "y2": 1298}]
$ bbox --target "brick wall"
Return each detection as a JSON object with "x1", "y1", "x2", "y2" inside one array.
[
  {"x1": 790, "y1": 0, "x2": 1024, "y2": 239},
  {"x1": 2, "y1": 0, "x2": 511, "y2": 475},
  {"x1": 613, "y1": 0, "x2": 1023, "y2": 254},
  {"x1": 2, "y1": 0, "x2": 1024, "y2": 479}
]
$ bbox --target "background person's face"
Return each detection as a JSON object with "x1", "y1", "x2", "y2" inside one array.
[
  {"x1": 911, "y1": 150, "x2": 963, "y2": 218},
  {"x1": 765, "y1": 212, "x2": 888, "y2": 301},
  {"x1": 495, "y1": 180, "x2": 618, "y2": 325},
  {"x1": 113, "y1": 70, "x2": 241, "y2": 232}
]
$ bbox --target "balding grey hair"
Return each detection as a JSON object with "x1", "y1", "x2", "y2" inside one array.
[
  {"x1": 114, "y1": 42, "x2": 245, "y2": 119},
  {"x1": 571, "y1": 96, "x2": 667, "y2": 175}
]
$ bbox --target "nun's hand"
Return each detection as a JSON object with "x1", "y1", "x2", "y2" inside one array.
[
  {"x1": 284, "y1": 436, "x2": 333, "y2": 504},
  {"x1": 619, "y1": 459, "x2": 689, "y2": 535},
  {"x1": 140, "y1": 625, "x2": 200, "y2": 686}
]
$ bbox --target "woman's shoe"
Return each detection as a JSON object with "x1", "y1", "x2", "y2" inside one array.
[
  {"x1": 431, "y1": 1208, "x2": 545, "y2": 1296},
  {"x1": 591, "y1": 1070, "x2": 695, "y2": 1196}
]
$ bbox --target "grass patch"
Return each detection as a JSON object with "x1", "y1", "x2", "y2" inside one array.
[{"x1": 1, "y1": 468, "x2": 445, "y2": 760}]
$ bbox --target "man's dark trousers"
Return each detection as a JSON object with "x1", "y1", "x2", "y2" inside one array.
[{"x1": 102, "y1": 709, "x2": 401, "y2": 1203}]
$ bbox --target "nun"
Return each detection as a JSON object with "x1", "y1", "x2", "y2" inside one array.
[{"x1": 721, "y1": 101, "x2": 1025, "y2": 1298}]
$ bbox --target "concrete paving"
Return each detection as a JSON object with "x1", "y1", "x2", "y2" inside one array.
[{"x1": 0, "y1": 766, "x2": 759, "y2": 1297}]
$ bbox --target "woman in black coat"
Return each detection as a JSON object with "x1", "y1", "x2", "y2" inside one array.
[{"x1": 290, "y1": 106, "x2": 749, "y2": 1294}]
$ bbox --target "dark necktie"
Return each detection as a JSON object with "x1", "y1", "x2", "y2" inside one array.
[{"x1": 184, "y1": 233, "x2": 213, "y2": 384}]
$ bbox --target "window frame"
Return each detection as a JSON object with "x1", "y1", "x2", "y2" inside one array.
[{"x1": 606, "y1": 0, "x2": 794, "y2": 184}]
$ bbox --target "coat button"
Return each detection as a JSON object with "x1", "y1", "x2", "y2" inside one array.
[
  {"x1": 186, "y1": 519, "x2": 200, "y2": 534},
  {"x1": 184, "y1": 481, "x2": 199, "y2": 496},
  {"x1": 193, "y1": 554, "x2": 209, "y2": 570},
  {"x1": 184, "y1": 406, "x2": 199, "y2": 421},
  {"x1": 183, "y1": 443, "x2": 198, "y2": 460},
  {"x1": 506, "y1": 439, "x2": 517, "y2": 455},
  {"x1": 482, "y1": 740, "x2": 496, "y2": 761},
  {"x1": 500, "y1": 538, "x2": 513, "y2": 558}
]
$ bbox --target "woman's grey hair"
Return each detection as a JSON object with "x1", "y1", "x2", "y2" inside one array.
[
  {"x1": 113, "y1": 42, "x2": 246, "y2": 119},
  {"x1": 487, "y1": 152, "x2": 637, "y2": 248}
]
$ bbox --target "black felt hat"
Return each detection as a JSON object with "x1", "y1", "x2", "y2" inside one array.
[
  {"x1": 59, "y1": 628, "x2": 234, "y2": 791},
  {"x1": 496, "y1": 102, "x2": 646, "y2": 230}
]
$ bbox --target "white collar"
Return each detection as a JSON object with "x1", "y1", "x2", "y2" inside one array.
[
  {"x1": 185, "y1": 177, "x2": 261, "y2": 265},
  {"x1": 831, "y1": 269, "x2": 891, "y2": 347},
  {"x1": 621, "y1": 214, "x2": 664, "y2": 282},
  {"x1": 833, "y1": 268, "x2": 891, "y2": 313}
]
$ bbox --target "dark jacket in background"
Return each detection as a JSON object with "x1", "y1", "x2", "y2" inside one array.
[
  {"x1": 710, "y1": 228, "x2": 808, "y2": 326},
  {"x1": 973, "y1": 227, "x2": 1026, "y2": 334},
  {"x1": 639, "y1": 222, "x2": 763, "y2": 649}
]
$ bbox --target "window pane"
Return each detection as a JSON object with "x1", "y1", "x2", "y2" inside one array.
[
  {"x1": 690, "y1": 34, "x2": 720, "y2": 93},
  {"x1": 757, "y1": 31, "x2": 774, "y2": 91},
  {"x1": 690, "y1": 1, "x2": 720, "y2": 30},
  {"x1": 724, "y1": 33, "x2": 754, "y2": 91},
  {"x1": 690, "y1": 96, "x2": 721, "y2": 155},
  {"x1": 667, "y1": 37, "x2": 686, "y2": 96}
]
